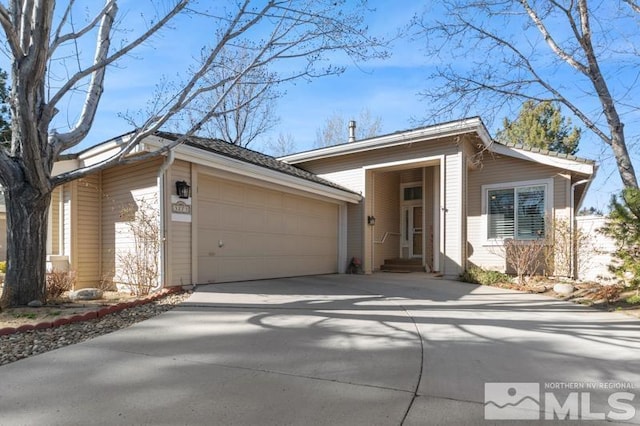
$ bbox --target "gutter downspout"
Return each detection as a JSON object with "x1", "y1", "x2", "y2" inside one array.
[
  {"x1": 570, "y1": 179, "x2": 590, "y2": 280},
  {"x1": 155, "y1": 150, "x2": 175, "y2": 292}
]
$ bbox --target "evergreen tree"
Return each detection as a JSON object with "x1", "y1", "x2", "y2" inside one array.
[{"x1": 496, "y1": 101, "x2": 581, "y2": 155}]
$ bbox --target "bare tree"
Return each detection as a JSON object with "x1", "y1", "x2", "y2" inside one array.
[
  {"x1": 190, "y1": 47, "x2": 280, "y2": 147},
  {"x1": 266, "y1": 132, "x2": 296, "y2": 157},
  {"x1": 314, "y1": 108, "x2": 382, "y2": 147},
  {"x1": 416, "y1": 0, "x2": 639, "y2": 189},
  {"x1": 0, "y1": 0, "x2": 386, "y2": 306}
]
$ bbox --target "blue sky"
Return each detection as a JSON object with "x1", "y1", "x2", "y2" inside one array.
[
  {"x1": 73, "y1": 0, "x2": 427, "y2": 150},
  {"x1": 1, "y1": 1, "x2": 634, "y2": 211}
]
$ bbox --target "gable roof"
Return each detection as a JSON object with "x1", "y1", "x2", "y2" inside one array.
[
  {"x1": 280, "y1": 117, "x2": 595, "y2": 176},
  {"x1": 155, "y1": 132, "x2": 357, "y2": 195},
  {"x1": 64, "y1": 130, "x2": 361, "y2": 203},
  {"x1": 280, "y1": 117, "x2": 487, "y2": 163}
]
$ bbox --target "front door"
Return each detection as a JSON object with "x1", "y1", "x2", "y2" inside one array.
[{"x1": 403, "y1": 205, "x2": 423, "y2": 258}]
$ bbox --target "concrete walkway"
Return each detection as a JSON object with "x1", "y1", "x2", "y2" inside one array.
[{"x1": 0, "y1": 274, "x2": 639, "y2": 425}]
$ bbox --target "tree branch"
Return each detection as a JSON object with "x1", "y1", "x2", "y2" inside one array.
[
  {"x1": 46, "y1": 0, "x2": 189, "y2": 124},
  {"x1": 519, "y1": 0, "x2": 588, "y2": 75},
  {"x1": 49, "y1": 0, "x2": 112, "y2": 58},
  {"x1": 53, "y1": 1, "x2": 117, "y2": 152},
  {"x1": 624, "y1": 0, "x2": 640, "y2": 14},
  {"x1": 0, "y1": 4, "x2": 22, "y2": 58}
]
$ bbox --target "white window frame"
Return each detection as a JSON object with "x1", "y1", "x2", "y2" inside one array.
[{"x1": 481, "y1": 178, "x2": 553, "y2": 245}]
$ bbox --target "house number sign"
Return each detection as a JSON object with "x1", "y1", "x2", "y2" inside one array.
[
  {"x1": 171, "y1": 195, "x2": 192, "y2": 222},
  {"x1": 172, "y1": 201, "x2": 191, "y2": 214}
]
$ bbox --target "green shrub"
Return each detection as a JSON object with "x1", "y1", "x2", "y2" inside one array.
[
  {"x1": 626, "y1": 294, "x2": 640, "y2": 305},
  {"x1": 461, "y1": 266, "x2": 510, "y2": 285},
  {"x1": 0, "y1": 261, "x2": 6, "y2": 273}
]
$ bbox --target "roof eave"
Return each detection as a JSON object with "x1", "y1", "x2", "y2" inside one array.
[
  {"x1": 281, "y1": 117, "x2": 487, "y2": 164},
  {"x1": 143, "y1": 136, "x2": 361, "y2": 204},
  {"x1": 488, "y1": 142, "x2": 595, "y2": 176}
]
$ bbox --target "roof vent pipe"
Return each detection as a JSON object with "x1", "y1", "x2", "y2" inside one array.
[{"x1": 348, "y1": 120, "x2": 356, "y2": 143}]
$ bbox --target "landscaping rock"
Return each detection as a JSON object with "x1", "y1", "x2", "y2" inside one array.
[
  {"x1": 27, "y1": 300, "x2": 43, "y2": 307},
  {"x1": 0, "y1": 292, "x2": 189, "y2": 366},
  {"x1": 553, "y1": 283, "x2": 574, "y2": 296},
  {"x1": 69, "y1": 288, "x2": 104, "y2": 301}
]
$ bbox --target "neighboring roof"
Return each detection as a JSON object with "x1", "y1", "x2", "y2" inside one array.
[
  {"x1": 280, "y1": 116, "x2": 595, "y2": 176},
  {"x1": 155, "y1": 132, "x2": 358, "y2": 195}
]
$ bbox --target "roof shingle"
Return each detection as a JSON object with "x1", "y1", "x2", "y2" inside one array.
[{"x1": 156, "y1": 132, "x2": 356, "y2": 194}]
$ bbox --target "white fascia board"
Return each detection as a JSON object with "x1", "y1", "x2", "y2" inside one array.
[
  {"x1": 77, "y1": 134, "x2": 146, "y2": 168},
  {"x1": 78, "y1": 140, "x2": 125, "y2": 161},
  {"x1": 52, "y1": 159, "x2": 80, "y2": 176},
  {"x1": 281, "y1": 117, "x2": 487, "y2": 164},
  {"x1": 489, "y1": 143, "x2": 594, "y2": 175},
  {"x1": 143, "y1": 137, "x2": 361, "y2": 204}
]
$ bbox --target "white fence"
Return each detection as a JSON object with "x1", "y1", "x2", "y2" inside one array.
[{"x1": 575, "y1": 215, "x2": 617, "y2": 283}]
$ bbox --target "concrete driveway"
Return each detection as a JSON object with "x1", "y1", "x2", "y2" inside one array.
[{"x1": 1, "y1": 274, "x2": 639, "y2": 425}]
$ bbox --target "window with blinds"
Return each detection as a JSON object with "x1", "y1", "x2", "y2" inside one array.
[
  {"x1": 487, "y1": 185, "x2": 545, "y2": 240},
  {"x1": 488, "y1": 188, "x2": 514, "y2": 239}
]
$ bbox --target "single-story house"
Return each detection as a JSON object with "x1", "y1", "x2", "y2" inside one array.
[{"x1": 42, "y1": 116, "x2": 594, "y2": 289}]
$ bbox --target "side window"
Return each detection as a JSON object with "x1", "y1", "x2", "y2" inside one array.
[
  {"x1": 485, "y1": 183, "x2": 547, "y2": 241},
  {"x1": 488, "y1": 188, "x2": 514, "y2": 239},
  {"x1": 516, "y1": 186, "x2": 545, "y2": 239}
]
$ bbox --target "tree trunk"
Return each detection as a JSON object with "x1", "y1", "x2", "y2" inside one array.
[
  {"x1": 610, "y1": 127, "x2": 638, "y2": 190},
  {"x1": 1, "y1": 184, "x2": 51, "y2": 307}
]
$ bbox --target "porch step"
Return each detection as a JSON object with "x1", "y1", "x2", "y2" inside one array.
[
  {"x1": 383, "y1": 258, "x2": 423, "y2": 266},
  {"x1": 380, "y1": 258, "x2": 425, "y2": 272}
]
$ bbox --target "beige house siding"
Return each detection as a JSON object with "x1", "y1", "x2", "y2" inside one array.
[
  {"x1": 554, "y1": 174, "x2": 570, "y2": 218},
  {"x1": 317, "y1": 168, "x2": 365, "y2": 194},
  {"x1": 443, "y1": 152, "x2": 463, "y2": 276},
  {"x1": 168, "y1": 159, "x2": 192, "y2": 286},
  {"x1": 50, "y1": 188, "x2": 61, "y2": 255},
  {"x1": 466, "y1": 153, "x2": 571, "y2": 272},
  {"x1": 322, "y1": 168, "x2": 364, "y2": 267},
  {"x1": 62, "y1": 184, "x2": 72, "y2": 258},
  {"x1": 74, "y1": 175, "x2": 102, "y2": 288},
  {"x1": 101, "y1": 158, "x2": 162, "y2": 289},
  {"x1": 400, "y1": 168, "x2": 422, "y2": 184},
  {"x1": 372, "y1": 170, "x2": 400, "y2": 270},
  {"x1": 297, "y1": 137, "x2": 457, "y2": 177},
  {"x1": 347, "y1": 201, "x2": 364, "y2": 264}
]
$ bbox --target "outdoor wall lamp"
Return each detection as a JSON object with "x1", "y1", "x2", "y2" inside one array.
[
  {"x1": 367, "y1": 215, "x2": 376, "y2": 226},
  {"x1": 176, "y1": 180, "x2": 191, "y2": 199}
]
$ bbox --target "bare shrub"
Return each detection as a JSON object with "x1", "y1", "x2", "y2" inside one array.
[
  {"x1": 504, "y1": 239, "x2": 549, "y2": 285},
  {"x1": 115, "y1": 198, "x2": 160, "y2": 296},
  {"x1": 45, "y1": 270, "x2": 76, "y2": 302},
  {"x1": 548, "y1": 219, "x2": 597, "y2": 279},
  {"x1": 593, "y1": 284, "x2": 623, "y2": 305},
  {"x1": 98, "y1": 274, "x2": 117, "y2": 292}
]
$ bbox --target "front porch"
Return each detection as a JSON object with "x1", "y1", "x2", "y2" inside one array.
[{"x1": 363, "y1": 162, "x2": 443, "y2": 274}]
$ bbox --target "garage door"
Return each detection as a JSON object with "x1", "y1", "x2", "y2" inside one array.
[{"x1": 197, "y1": 174, "x2": 339, "y2": 283}]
